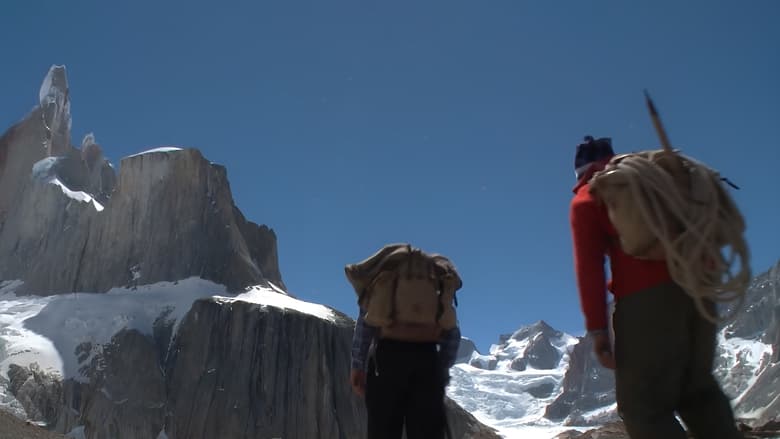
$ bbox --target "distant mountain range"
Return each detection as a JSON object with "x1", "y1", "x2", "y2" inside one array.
[{"x1": 448, "y1": 261, "x2": 780, "y2": 438}]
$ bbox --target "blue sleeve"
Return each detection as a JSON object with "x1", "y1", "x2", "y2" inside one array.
[{"x1": 351, "y1": 309, "x2": 378, "y2": 371}]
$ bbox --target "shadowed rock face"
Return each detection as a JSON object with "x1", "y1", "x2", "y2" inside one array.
[
  {"x1": 544, "y1": 335, "x2": 617, "y2": 425},
  {"x1": 0, "y1": 66, "x2": 283, "y2": 294},
  {"x1": 722, "y1": 261, "x2": 780, "y2": 427},
  {"x1": 443, "y1": 398, "x2": 502, "y2": 439},
  {"x1": 511, "y1": 321, "x2": 564, "y2": 370},
  {"x1": 7, "y1": 363, "x2": 62, "y2": 426},
  {"x1": 455, "y1": 337, "x2": 479, "y2": 364},
  {"x1": 163, "y1": 299, "x2": 362, "y2": 439},
  {"x1": 12, "y1": 298, "x2": 497, "y2": 439}
]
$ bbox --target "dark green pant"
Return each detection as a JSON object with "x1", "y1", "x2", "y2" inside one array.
[{"x1": 613, "y1": 283, "x2": 743, "y2": 439}]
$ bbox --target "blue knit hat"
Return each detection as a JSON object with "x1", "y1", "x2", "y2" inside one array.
[{"x1": 574, "y1": 135, "x2": 614, "y2": 180}]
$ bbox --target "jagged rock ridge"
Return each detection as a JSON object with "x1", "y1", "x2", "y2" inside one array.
[
  {"x1": 449, "y1": 261, "x2": 780, "y2": 432},
  {"x1": 0, "y1": 66, "x2": 282, "y2": 294}
]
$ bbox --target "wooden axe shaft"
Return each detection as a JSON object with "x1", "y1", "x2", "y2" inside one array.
[{"x1": 644, "y1": 90, "x2": 674, "y2": 154}]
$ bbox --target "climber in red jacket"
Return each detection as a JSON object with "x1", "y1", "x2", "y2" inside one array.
[{"x1": 569, "y1": 136, "x2": 743, "y2": 439}]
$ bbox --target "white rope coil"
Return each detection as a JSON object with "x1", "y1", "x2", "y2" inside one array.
[{"x1": 591, "y1": 150, "x2": 751, "y2": 322}]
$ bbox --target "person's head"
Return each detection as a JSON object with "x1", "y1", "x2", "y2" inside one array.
[{"x1": 574, "y1": 135, "x2": 614, "y2": 180}]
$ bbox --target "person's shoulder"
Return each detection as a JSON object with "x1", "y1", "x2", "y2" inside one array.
[{"x1": 571, "y1": 183, "x2": 598, "y2": 208}]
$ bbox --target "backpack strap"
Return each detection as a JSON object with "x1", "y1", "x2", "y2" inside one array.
[
  {"x1": 388, "y1": 272, "x2": 400, "y2": 325},
  {"x1": 435, "y1": 277, "x2": 445, "y2": 324}
]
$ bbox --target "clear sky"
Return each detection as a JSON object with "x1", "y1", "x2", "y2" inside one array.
[{"x1": 2, "y1": 1, "x2": 778, "y2": 352}]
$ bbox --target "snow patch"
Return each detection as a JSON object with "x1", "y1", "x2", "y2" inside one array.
[
  {"x1": 31, "y1": 158, "x2": 104, "y2": 212},
  {"x1": 267, "y1": 281, "x2": 289, "y2": 296},
  {"x1": 50, "y1": 178, "x2": 104, "y2": 211},
  {"x1": 31, "y1": 157, "x2": 60, "y2": 180},
  {"x1": 2, "y1": 278, "x2": 228, "y2": 382},
  {"x1": 0, "y1": 277, "x2": 335, "y2": 393},
  {"x1": 81, "y1": 133, "x2": 96, "y2": 148},
  {"x1": 0, "y1": 293, "x2": 62, "y2": 379},
  {"x1": 65, "y1": 425, "x2": 86, "y2": 439},
  {"x1": 127, "y1": 147, "x2": 183, "y2": 158},
  {"x1": 579, "y1": 402, "x2": 618, "y2": 423},
  {"x1": 215, "y1": 285, "x2": 336, "y2": 321}
]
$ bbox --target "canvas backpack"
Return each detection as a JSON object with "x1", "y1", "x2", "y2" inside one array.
[
  {"x1": 587, "y1": 148, "x2": 751, "y2": 322},
  {"x1": 344, "y1": 244, "x2": 462, "y2": 341},
  {"x1": 588, "y1": 149, "x2": 744, "y2": 260},
  {"x1": 588, "y1": 150, "x2": 688, "y2": 259}
]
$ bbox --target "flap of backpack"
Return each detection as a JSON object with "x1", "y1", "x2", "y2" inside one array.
[
  {"x1": 344, "y1": 243, "x2": 411, "y2": 297},
  {"x1": 345, "y1": 244, "x2": 463, "y2": 301}
]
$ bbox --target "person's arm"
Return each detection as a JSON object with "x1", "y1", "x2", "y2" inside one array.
[
  {"x1": 570, "y1": 196, "x2": 609, "y2": 331},
  {"x1": 351, "y1": 309, "x2": 378, "y2": 371},
  {"x1": 350, "y1": 309, "x2": 378, "y2": 396},
  {"x1": 570, "y1": 195, "x2": 615, "y2": 369},
  {"x1": 439, "y1": 326, "x2": 461, "y2": 369}
]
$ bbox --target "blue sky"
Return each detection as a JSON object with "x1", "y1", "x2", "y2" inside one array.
[{"x1": 2, "y1": 1, "x2": 778, "y2": 352}]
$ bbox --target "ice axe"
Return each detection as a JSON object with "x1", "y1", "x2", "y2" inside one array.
[
  {"x1": 644, "y1": 89, "x2": 674, "y2": 154},
  {"x1": 644, "y1": 90, "x2": 740, "y2": 190}
]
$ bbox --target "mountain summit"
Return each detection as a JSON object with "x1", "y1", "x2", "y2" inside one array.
[{"x1": 0, "y1": 65, "x2": 283, "y2": 294}]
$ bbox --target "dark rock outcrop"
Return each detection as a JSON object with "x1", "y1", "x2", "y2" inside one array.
[
  {"x1": 544, "y1": 336, "x2": 616, "y2": 425},
  {"x1": 469, "y1": 356, "x2": 498, "y2": 370},
  {"x1": 510, "y1": 356, "x2": 527, "y2": 371},
  {"x1": 443, "y1": 398, "x2": 501, "y2": 439},
  {"x1": 554, "y1": 421, "x2": 627, "y2": 439},
  {"x1": 725, "y1": 261, "x2": 780, "y2": 341},
  {"x1": 511, "y1": 320, "x2": 562, "y2": 342},
  {"x1": 526, "y1": 382, "x2": 556, "y2": 398},
  {"x1": 6, "y1": 364, "x2": 62, "y2": 427},
  {"x1": 723, "y1": 261, "x2": 780, "y2": 427},
  {"x1": 524, "y1": 332, "x2": 562, "y2": 370},
  {"x1": 455, "y1": 337, "x2": 479, "y2": 364},
  {"x1": 164, "y1": 298, "x2": 360, "y2": 439},
  {"x1": 510, "y1": 321, "x2": 564, "y2": 370},
  {"x1": 734, "y1": 360, "x2": 780, "y2": 428},
  {"x1": 74, "y1": 330, "x2": 166, "y2": 439},
  {"x1": 0, "y1": 408, "x2": 66, "y2": 439}
]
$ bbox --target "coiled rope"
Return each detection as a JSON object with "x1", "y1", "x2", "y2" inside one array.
[{"x1": 591, "y1": 92, "x2": 751, "y2": 322}]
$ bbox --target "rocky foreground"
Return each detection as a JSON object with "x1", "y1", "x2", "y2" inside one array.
[
  {"x1": 0, "y1": 409, "x2": 65, "y2": 439},
  {"x1": 556, "y1": 421, "x2": 780, "y2": 439}
]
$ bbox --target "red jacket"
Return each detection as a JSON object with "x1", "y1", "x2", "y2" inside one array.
[{"x1": 570, "y1": 173, "x2": 672, "y2": 331}]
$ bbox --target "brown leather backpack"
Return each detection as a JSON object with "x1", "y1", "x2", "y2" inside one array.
[{"x1": 345, "y1": 244, "x2": 462, "y2": 342}]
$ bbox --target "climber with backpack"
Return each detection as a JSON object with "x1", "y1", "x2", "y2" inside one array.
[
  {"x1": 569, "y1": 94, "x2": 749, "y2": 439},
  {"x1": 345, "y1": 243, "x2": 462, "y2": 439}
]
